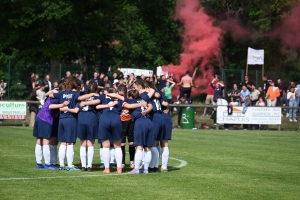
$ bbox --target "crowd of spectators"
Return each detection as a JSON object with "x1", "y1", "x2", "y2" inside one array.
[
  {"x1": 202, "y1": 75, "x2": 300, "y2": 125},
  {"x1": 2, "y1": 68, "x2": 300, "y2": 128}
]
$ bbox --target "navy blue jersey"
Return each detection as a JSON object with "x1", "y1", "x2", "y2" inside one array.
[
  {"x1": 151, "y1": 90, "x2": 164, "y2": 112},
  {"x1": 99, "y1": 94, "x2": 123, "y2": 115},
  {"x1": 53, "y1": 90, "x2": 80, "y2": 119},
  {"x1": 125, "y1": 98, "x2": 149, "y2": 122},
  {"x1": 140, "y1": 91, "x2": 150, "y2": 102},
  {"x1": 79, "y1": 95, "x2": 98, "y2": 113}
]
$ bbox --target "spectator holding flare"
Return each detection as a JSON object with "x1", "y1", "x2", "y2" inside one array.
[
  {"x1": 265, "y1": 80, "x2": 280, "y2": 107},
  {"x1": 177, "y1": 68, "x2": 198, "y2": 104}
]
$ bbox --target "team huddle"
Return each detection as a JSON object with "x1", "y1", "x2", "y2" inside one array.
[{"x1": 33, "y1": 76, "x2": 172, "y2": 174}]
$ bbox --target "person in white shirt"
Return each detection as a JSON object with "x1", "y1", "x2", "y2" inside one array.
[
  {"x1": 216, "y1": 95, "x2": 228, "y2": 129},
  {"x1": 287, "y1": 87, "x2": 298, "y2": 122}
]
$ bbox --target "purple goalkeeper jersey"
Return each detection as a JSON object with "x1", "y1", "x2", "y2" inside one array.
[{"x1": 37, "y1": 97, "x2": 59, "y2": 125}]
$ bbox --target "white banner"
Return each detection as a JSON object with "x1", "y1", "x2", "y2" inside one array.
[
  {"x1": 121, "y1": 68, "x2": 153, "y2": 77},
  {"x1": 247, "y1": 47, "x2": 264, "y2": 65},
  {"x1": 156, "y1": 66, "x2": 168, "y2": 77},
  {"x1": 216, "y1": 106, "x2": 281, "y2": 125},
  {"x1": 0, "y1": 101, "x2": 27, "y2": 120}
]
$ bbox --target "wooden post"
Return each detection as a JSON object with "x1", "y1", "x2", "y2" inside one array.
[
  {"x1": 246, "y1": 49, "x2": 249, "y2": 76},
  {"x1": 29, "y1": 112, "x2": 36, "y2": 127}
]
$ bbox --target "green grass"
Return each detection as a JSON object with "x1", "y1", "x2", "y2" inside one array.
[{"x1": 0, "y1": 127, "x2": 300, "y2": 199}]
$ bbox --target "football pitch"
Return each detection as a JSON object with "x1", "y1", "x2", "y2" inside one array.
[{"x1": 0, "y1": 127, "x2": 300, "y2": 200}]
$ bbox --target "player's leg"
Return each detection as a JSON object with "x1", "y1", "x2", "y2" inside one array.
[
  {"x1": 80, "y1": 140, "x2": 87, "y2": 171},
  {"x1": 128, "y1": 120, "x2": 135, "y2": 169},
  {"x1": 35, "y1": 138, "x2": 44, "y2": 168},
  {"x1": 102, "y1": 139, "x2": 111, "y2": 173},
  {"x1": 86, "y1": 139, "x2": 95, "y2": 172},
  {"x1": 160, "y1": 139, "x2": 169, "y2": 172}
]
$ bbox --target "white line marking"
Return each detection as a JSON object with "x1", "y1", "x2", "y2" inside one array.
[{"x1": 0, "y1": 157, "x2": 187, "y2": 181}]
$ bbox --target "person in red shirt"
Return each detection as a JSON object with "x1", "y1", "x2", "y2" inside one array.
[{"x1": 202, "y1": 75, "x2": 219, "y2": 116}]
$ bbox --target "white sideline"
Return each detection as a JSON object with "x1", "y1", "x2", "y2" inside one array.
[{"x1": 0, "y1": 157, "x2": 187, "y2": 181}]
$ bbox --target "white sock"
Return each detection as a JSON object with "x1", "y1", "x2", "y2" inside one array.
[
  {"x1": 58, "y1": 145, "x2": 67, "y2": 166},
  {"x1": 66, "y1": 145, "x2": 74, "y2": 167},
  {"x1": 142, "y1": 149, "x2": 145, "y2": 163},
  {"x1": 43, "y1": 145, "x2": 50, "y2": 165},
  {"x1": 80, "y1": 146, "x2": 87, "y2": 168},
  {"x1": 161, "y1": 147, "x2": 169, "y2": 169},
  {"x1": 114, "y1": 148, "x2": 122, "y2": 168},
  {"x1": 87, "y1": 146, "x2": 94, "y2": 168},
  {"x1": 155, "y1": 146, "x2": 160, "y2": 168},
  {"x1": 100, "y1": 148, "x2": 103, "y2": 163},
  {"x1": 103, "y1": 148, "x2": 110, "y2": 168},
  {"x1": 134, "y1": 150, "x2": 143, "y2": 170},
  {"x1": 143, "y1": 150, "x2": 152, "y2": 171},
  {"x1": 50, "y1": 145, "x2": 57, "y2": 165},
  {"x1": 149, "y1": 147, "x2": 158, "y2": 168},
  {"x1": 110, "y1": 148, "x2": 115, "y2": 164},
  {"x1": 35, "y1": 144, "x2": 42, "y2": 164}
]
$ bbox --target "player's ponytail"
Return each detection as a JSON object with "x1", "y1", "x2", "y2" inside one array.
[{"x1": 87, "y1": 81, "x2": 98, "y2": 93}]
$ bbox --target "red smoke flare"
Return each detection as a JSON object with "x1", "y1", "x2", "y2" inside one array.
[
  {"x1": 270, "y1": 2, "x2": 300, "y2": 48},
  {"x1": 163, "y1": 0, "x2": 223, "y2": 98}
]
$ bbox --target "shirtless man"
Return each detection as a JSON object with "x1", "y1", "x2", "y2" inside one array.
[{"x1": 177, "y1": 70, "x2": 196, "y2": 104}]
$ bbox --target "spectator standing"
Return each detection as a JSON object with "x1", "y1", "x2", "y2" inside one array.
[
  {"x1": 265, "y1": 81, "x2": 280, "y2": 107},
  {"x1": 43, "y1": 74, "x2": 52, "y2": 93},
  {"x1": 229, "y1": 83, "x2": 241, "y2": 105},
  {"x1": 36, "y1": 84, "x2": 46, "y2": 107},
  {"x1": 35, "y1": 74, "x2": 41, "y2": 89},
  {"x1": 27, "y1": 72, "x2": 36, "y2": 96},
  {"x1": 176, "y1": 96, "x2": 187, "y2": 128},
  {"x1": 262, "y1": 76, "x2": 271, "y2": 93},
  {"x1": 90, "y1": 72, "x2": 101, "y2": 85},
  {"x1": 276, "y1": 79, "x2": 286, "y2": 107},
  {"x1": 107, "y1": 66, "x2": 118, "y2": 84},
  {"x1": 158, "y1": 75, "x2": 167, "y2": 90},
  {"x1": 59, "y1": 71, "x2": 71, "y2": 84},
  {"x1": 240, "y1": 75, "x2": 252, "y2": 91},
  {"x1": 0, "y1": 80, "x2": 6, "y2": 100},
  {"x1": 117, "y1": 67, "x2": 124, "y2": 80},
  {"x1": 210, "y1": 77, "x2": 225, "y2": 104},
  {"x1": 163, "y1": 79, "x2": 176, "y2": 113},
  {"x1": 251, "y1": 84, "x2": 260, "y2": 106},
  {"x1": 287, "y1": 87, "x2": 297, "y2": 122},
  {"x1": 203, "y1": 78, "x2": 218, "y2": 116},
  {"x1": 240, "y1": 84, "x2": 252, "y2": 105}
]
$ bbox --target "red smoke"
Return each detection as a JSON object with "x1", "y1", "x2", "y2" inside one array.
[
  {"x1": 221, "y1": 18, "x2": 250, "y2": 41},
  {"x1": 270, "y1": 2, "x2": 300, "y2": 48},
  {"x1": 163, "y1": 0, "x2": 223, "y2": 98}
]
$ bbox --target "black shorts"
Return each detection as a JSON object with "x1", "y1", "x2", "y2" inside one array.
[{"x1": 121, "y1": 120, "x2": 134, "y2": 143}]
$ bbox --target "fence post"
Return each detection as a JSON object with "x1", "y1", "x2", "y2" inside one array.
[{"x1": 7, "y1": 61, "x2": 10, "y2": 100}]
